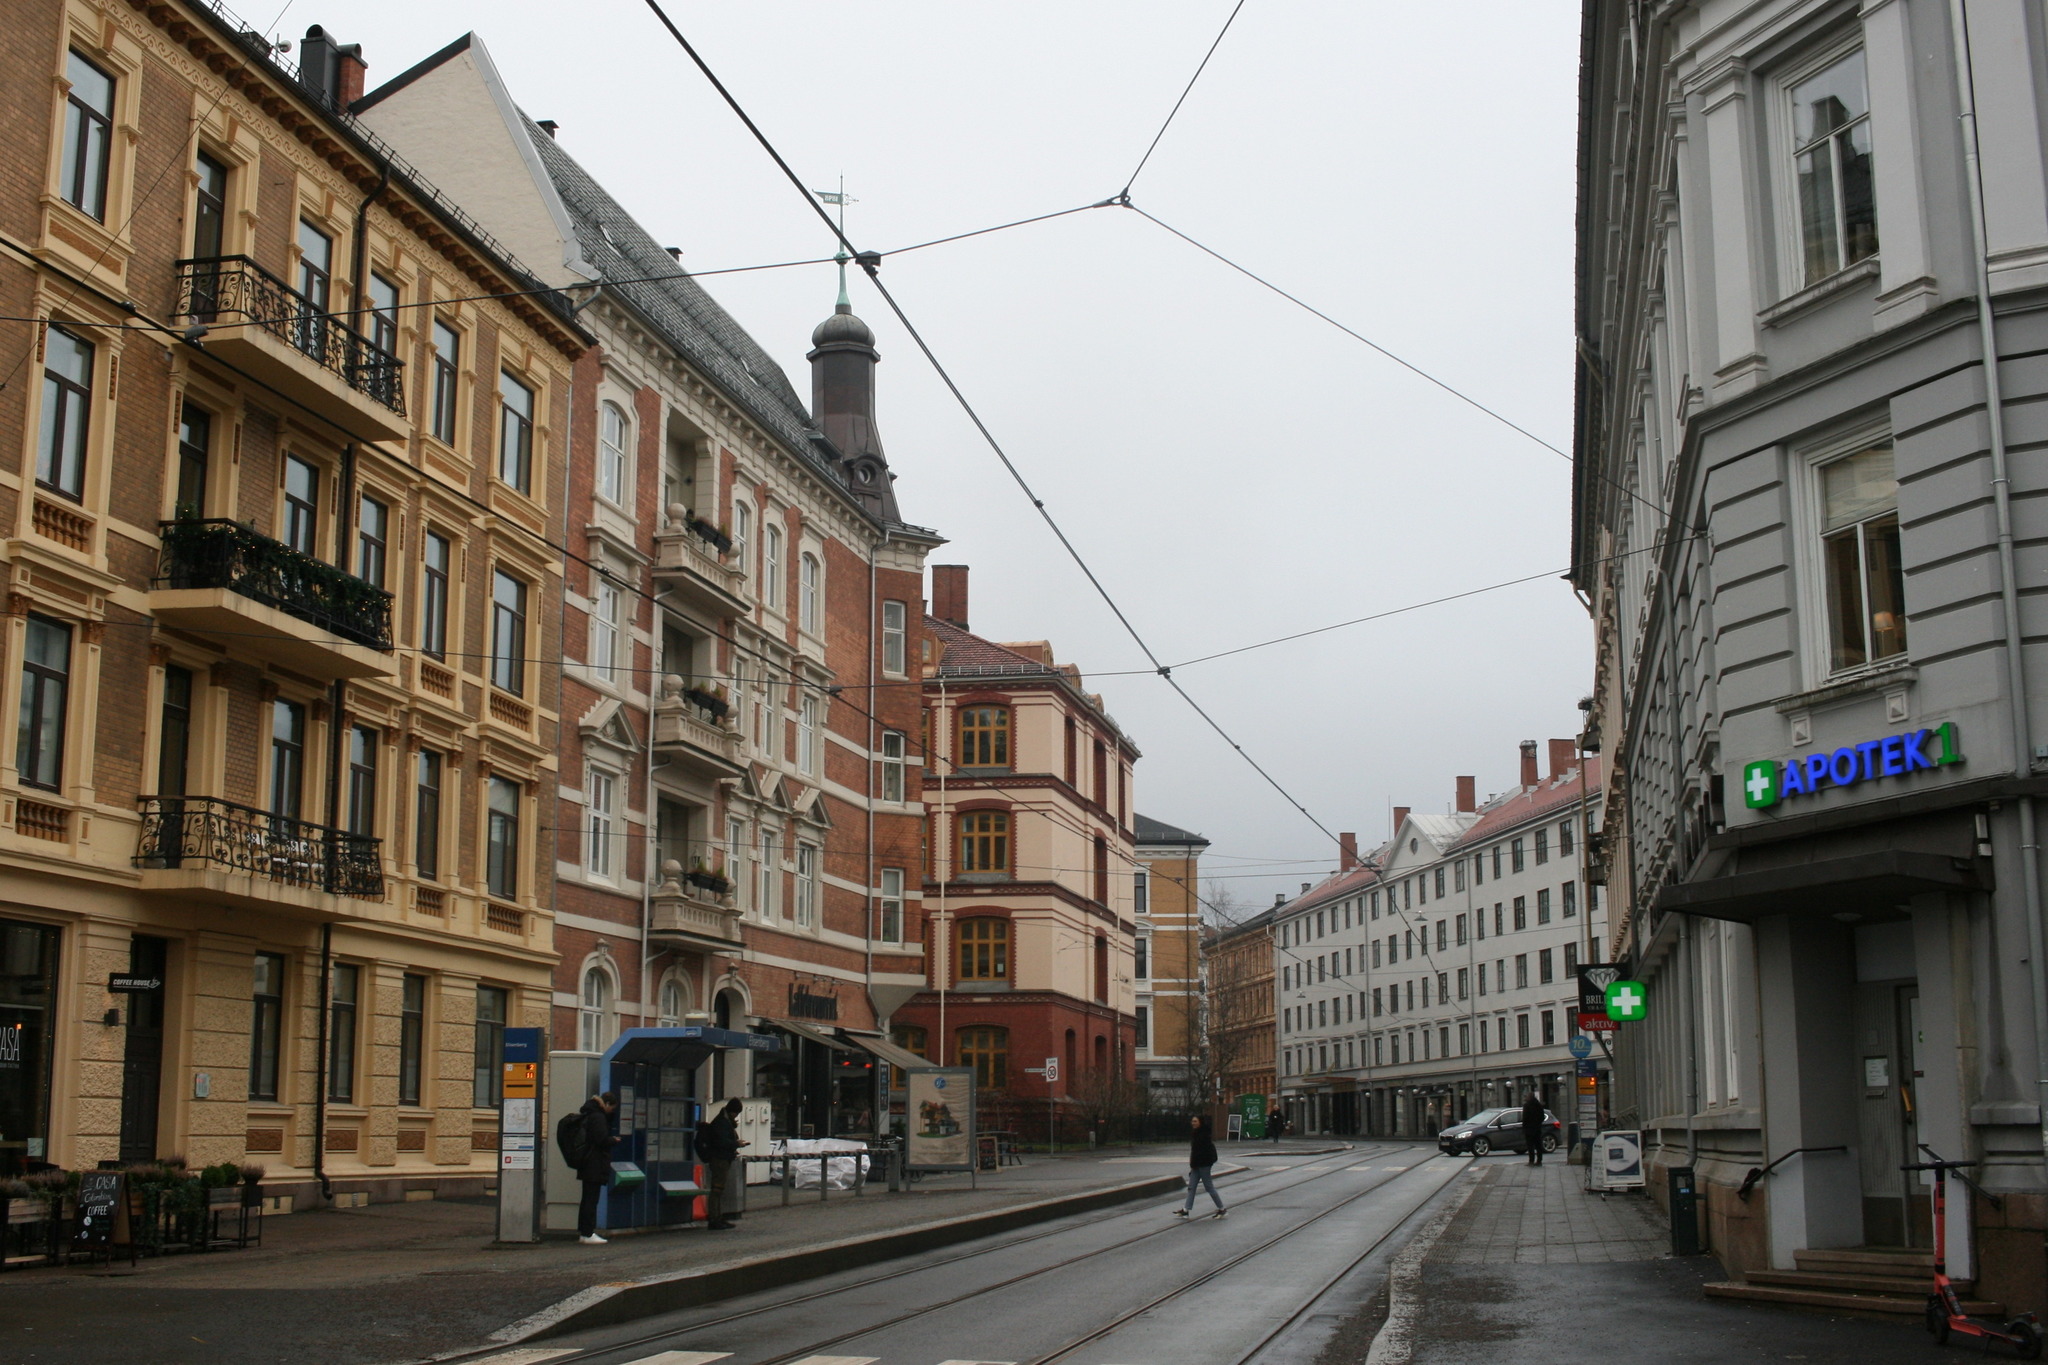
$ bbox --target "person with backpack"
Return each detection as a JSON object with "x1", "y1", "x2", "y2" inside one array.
[
  {"x1": 556, "y1": 1091, "x2": 619, "y2": 1245},
  {"x1": 1176, "y1": 1114, "x2": 1226, "y2": 1220},
  {"x1": 696, "y1": 1097, "x2": 746, "y2": 1230}
]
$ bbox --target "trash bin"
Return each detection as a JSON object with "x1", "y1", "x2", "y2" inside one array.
[{"x1": 1668, "y1": 1165, "x2": 1702, "y2": 1255}]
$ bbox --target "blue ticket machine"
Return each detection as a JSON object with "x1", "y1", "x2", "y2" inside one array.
[{"x1": 597, "y1": 1026, "x2": 784, "y2": 1231}]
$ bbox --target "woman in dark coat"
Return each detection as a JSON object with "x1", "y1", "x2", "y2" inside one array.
[
  {"x1": 1521, "y1": 1092, "x2": 1548, "y2": 1166},
  {"x1": 1177, "y1": 1115, "x2": 1227, "y2": 1219},
  {"x1": 575, "y1": 1092, "x2": 619, "y2": 1243}
]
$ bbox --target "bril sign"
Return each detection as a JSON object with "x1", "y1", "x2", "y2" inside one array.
[{"x1": 1743, "y1": 722, "x2": 1961, "y2": 810}]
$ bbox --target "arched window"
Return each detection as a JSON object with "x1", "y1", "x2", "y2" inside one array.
[
  {"x1": 578, "y1": 964, "x2": 614, "y2": 1052},
  {"x1": 956, "y1": 811, "x2": 1010, "y2": 874},
  {"x1": 799, "y1": 552, "x2": 821, "y2": 633},
  {"x1": 658, "y1": 977, "x2": 688, "y2": 1027},
  {"x1": 958, "y1": 1025, "x2": 1008, "y2": 1089},
  {"x1": 598, "y1": 401, "x2": 629, "y2": 505},
  {"x1": 957, "y1": 917, "x2": 1009, "y2": 982},
  {"x1": 958, "y1": 706, "x2": 1009, "y2": 767},
  {"x1": 891, "y1": 1024, "x2": 928, "y2": 1058}
]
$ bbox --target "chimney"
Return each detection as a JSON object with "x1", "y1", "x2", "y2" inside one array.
[
  {"x1": 1548, "y1": 738, "x2": 1577, "y2": 779},
  {"x1": 1456, "y1": 776, "x2": 1476, "y2": 813},
  {"x1": 1273, "y1": 893, "x2": 1287, "y2": 908},
  {"x1": 337, "y1": 46, "x2": 367, "y2": 106},
  {"x1": 1519, "y1": 740, "x2": 1540, "y2": 789},
  {"x1": 1392, "y1": 806, "x2": 1410, "y2": 834},
  {"x1": 536, "y1": 120, "x2": 560, "y2": 139},
  {"x1": 1301, "y1": 883, "x2": 1312, "y2": 894},
  {"x1": 297, "y1": 26, "x2": 365, "y2": 109},
  {"x1": 931, "y1": 564, "x2": 969, "y2": 631},
  {"x1": 1339, "y1": 833, "x2": 1358, "y2": 871}
]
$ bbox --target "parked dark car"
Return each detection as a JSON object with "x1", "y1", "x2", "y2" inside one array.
[{"x1": 1437, "y1": 1106, "x2": 1563, "y2": 1156}]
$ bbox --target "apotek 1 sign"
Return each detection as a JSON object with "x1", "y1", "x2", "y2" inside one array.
[
  {"x1": 1604, "y1": 980, "x2": 1648, "y2": 1022},
  {"x1": 1743, "y1": 722, "x2": 1961, "y2": 809}
]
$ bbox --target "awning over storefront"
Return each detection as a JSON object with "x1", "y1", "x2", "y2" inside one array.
[
  {"x1": 843, "y1": 1032, "x2": 931, "y2": 1073},
  {"x1": 1653, "y1": 849, "x2": 1989, "y2": 923},
  {"x1": 768, "y1": 1019, "x2": 854, "y2": 1051},
  {"x1": 602, "y1": 1025, "x2": 784, "y2": 1073}
]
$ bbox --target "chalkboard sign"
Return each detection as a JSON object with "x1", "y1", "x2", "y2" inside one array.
[{"x1": 74, "y1": 1171, "x2": 123, "y2": 1247}]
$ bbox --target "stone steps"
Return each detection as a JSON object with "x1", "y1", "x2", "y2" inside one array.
[
  {"x1": 1704, "y1": 1280, "x2": 1999, "y2": 1318},
  {"x1": 1707, "y1": 1245, "x2": 1995, "y2": 1321}
]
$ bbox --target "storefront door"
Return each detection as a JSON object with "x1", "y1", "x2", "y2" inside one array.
[
  {"x1": 1854, "y1": 974, "x2": 1919, "y2": 1247},
  {"x1": 0, "y1": 920, "x2": 59, "y2": 1175},
  {"x1": 118, "y1": 936, "x2": 168, "y2": 1163}
]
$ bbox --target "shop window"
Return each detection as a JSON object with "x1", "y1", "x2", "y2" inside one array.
[
  {"x1": 958, "y1": 1025, "x2": 1008, "y2": 1090},
  {"x1": 957, "y1": 917, "x2": 1009, "y2": 983}
]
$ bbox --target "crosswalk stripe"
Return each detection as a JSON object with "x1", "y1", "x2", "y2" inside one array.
[
  {"x1": 464, "y1": 1351, "x2": 579, "y2": 1365},
  {"x1": 617, "y1": 1353, "x2": 733, "y2": 1365}
]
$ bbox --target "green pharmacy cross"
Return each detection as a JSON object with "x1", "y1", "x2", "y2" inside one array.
[{"x1": 1604, "y1": 979, "x2": 1648, "y2": 1022}]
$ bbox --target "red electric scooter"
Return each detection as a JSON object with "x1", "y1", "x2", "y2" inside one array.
[{"x1": 1902, "y1": 1145, "x2": 2041, "y2": 1358}]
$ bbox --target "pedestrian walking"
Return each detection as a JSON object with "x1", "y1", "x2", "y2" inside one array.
[
  {"x1": 1266, "y1": 1106, "x2": 1286, "y2": 1141},
  {"x1": 696, "y1": 1097, "x2": 747, "y2": 1230},
  {"x1": 561, "y1": 1090, "x2": 619, "y2": 1244},
  {"x1": 1177, "y1": 1115, "x2": 1226, "y2": 1220},
  {"x1": 1521, "y1": 1092, "x2": 1547, "y2": 1166}
]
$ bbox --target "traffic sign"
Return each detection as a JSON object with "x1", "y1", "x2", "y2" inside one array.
[
  {"x1": 1576, "y1": 1058, "x2": 1598, "y2": 1077},
  {"x1": 1043, "y1": 1056, "x2": 1058, "y2": 1084},
  {"x1": 1569, "y1": 1035, "x2": 1593, "y2": 1059},
  {"x1": 1604, "y1": 979, "x2": 1648, "y2": 1021}
]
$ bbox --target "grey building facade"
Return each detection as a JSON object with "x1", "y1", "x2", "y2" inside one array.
[{"x1": 1576, "y1": 0, "x2": 2048, "y2": 1307}]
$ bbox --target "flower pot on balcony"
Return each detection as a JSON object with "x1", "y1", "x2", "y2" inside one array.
[
  {"x1": 685, "y1": 868, "x2": 732, "y2": 896},
  {"x1": 684, "y1": 515, "x2": 733, "y2": 555},
  {"x1": 683, "y1": 686, "x2": 730, "y2": 720}
]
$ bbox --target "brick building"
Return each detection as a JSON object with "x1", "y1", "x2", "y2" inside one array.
[
  {"x1": 895, "y1": 565, "x2": 1140, "y2": 1129},
  {"x1": 357, "y1": 33, "x2": 942, "y2": 1138},
  {"x1": 1206, "y1": 906, "x2": 1276, "y2": 1123},
  {"x1": 0, "y1": 5, "x2": 584, "y2": 1201}
]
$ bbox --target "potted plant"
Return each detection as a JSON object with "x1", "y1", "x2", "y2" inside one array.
[
  {"x1": 683, "y1": 512, "x2": 733, "y2": 555},
  {"x1": 685, "y1": 858, "x2": 732, "y2": 896},
  {"x1": 239, "y1": 1162, "x2": 266, "y2": 1209},
  {"x1": 682, "y1": 680, "x2": 730, "y2": 720}
]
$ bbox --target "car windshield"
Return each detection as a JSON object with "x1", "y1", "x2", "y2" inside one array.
[{"x1": 1459, "y1": 1109, "x2": 1508, "y2": 1126}]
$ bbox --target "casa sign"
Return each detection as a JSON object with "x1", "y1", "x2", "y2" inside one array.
[{"x1": 1742, "y1": 722, "x2": 1962, "y2": 810}]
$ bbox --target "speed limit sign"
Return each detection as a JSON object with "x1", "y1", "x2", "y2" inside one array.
[{"x1": 1043, "y1": 1056, "x2": 1058, "y2": 1083}]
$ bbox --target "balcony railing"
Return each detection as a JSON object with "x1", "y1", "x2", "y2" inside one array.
[
  {"x1": 157, "y1": 519, "x2": 394, "y2": 650},
  {"x1": 135, "y1": 795, "x2": 384, "y2": 900},
  {"x1": 174, "y1": 255, "x2": 405, "y2": 415}
]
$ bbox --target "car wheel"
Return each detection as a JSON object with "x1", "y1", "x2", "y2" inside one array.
[
  {"x1": 1541, "y1": 1134, "x2": 1560, "y2": 1154},
  {"x1": 1470, "y1": 1136, "x2": 1490, "y2": 1157}
]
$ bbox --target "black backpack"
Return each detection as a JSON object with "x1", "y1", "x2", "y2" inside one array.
[{"x1": 556, "y1": 1110, "x2": 589, "y2": 1168}]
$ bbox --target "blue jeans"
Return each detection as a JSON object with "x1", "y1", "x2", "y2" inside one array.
[{"x1": 1183, "y1": 1166, "x2": 1223, "y2": 1212}]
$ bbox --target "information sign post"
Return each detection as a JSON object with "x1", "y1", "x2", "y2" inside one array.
[{"x1": 495, "y1": 1027, "x2": 543, "y2": 1243}]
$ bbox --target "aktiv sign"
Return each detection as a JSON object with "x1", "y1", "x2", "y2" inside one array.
[{"x1": 1742, "y1": 722, "x2": 1962, "y2": 810}]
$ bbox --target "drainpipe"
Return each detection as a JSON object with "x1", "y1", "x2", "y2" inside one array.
[
  {"x1": 936, "y1": 677, "x2": 948, "y2": 1065},
  {"x1": 1947, "y1": 0, "x2": 2048, "y2": 1166},
  {"x1": 313, "y1": 921, "x2": 334, "y2": 1202},
  {"x1": 642, "y1": 588, "x2": 675, "y2": 1028}
]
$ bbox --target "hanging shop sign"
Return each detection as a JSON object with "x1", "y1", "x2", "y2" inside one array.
[
  {"x1": 788, "y1": 984, "x2": 839, "y2": 1021},
  {"x1": 1742, "y1": 722, "x2": 1962, "y2": 810}
]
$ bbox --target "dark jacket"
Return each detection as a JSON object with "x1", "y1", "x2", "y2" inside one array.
[
  {"x1": 1520, "y1": 1097, "x2": 1546, "y2": 1135},
  {"x1": 697, "y1": 1110, "x2": 740, "y2": 1162},
  {"x1": 1189, "y1": 1119, "x2": 1219, "y2": 1169},
  {"x1": 577, "y1": 1098, "x2": 617, "y2": 1184},
  {"x1": 1266, "y1": 1109, "x2": 1286, "y2": 1137}
]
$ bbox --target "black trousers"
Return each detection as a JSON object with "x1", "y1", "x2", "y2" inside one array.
[
  {"x1": 577, "y1": 1179, "x2": 604, "y2": 1236},
  {"x1": 1525, "y1": 1131, "x2": 1543, "y2": 1163}
]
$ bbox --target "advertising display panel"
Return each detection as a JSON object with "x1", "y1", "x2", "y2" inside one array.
[{"x1": 906, "y1": 1067, "x2": 975, "y2": 1171}]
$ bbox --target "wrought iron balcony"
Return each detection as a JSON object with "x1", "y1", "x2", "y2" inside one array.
[
  {"x1": 157, "y1": 519, "x2": 393, "y2": 651},
  {"x1": 135, "y1": 796, "x2": 384, "y2": 901},
  {"x1": 174, "y1": 256, "x2": 406, "y2": 440}
]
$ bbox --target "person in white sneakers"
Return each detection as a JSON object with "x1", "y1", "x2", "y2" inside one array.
[
  {"x1": 563, "y1": 1091, "x2": 619, "y2": 1244},
  {"x1": 1176, "y1": 1115, "x2": 1226, "y2": 1221}
]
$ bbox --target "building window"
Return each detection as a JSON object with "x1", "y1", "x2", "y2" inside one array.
[
  {"x1": 799, "y1": 694, "x2": 820, "y2": 774},
  {"x1": 763, "y1": 522, "x2": 783, "y2": 608},
  {"x1": 1539, "y1": 888, "x2": 1556, "y2": 924},
  {"x1": 415, "y1": 749, "x2": 442, "y2": 880},
  {"x1": 1135, "y1": 936, "x2": 1149, "y2": 980},
  {"x1": 1510, "y1": 837, "x2": 1525, "y2": 873},
  {"x1": 473, "y1": 985, "x2": 508, "y2": 1107},
  {"x1": 17, "y1": 617, "x2": 70, "y2": 792},
  {"x1": 731, "y1": 502, "x2": 750, "y2": 578},
  {"x1": 880, "y1": 730, "x2": 906, "y2": 802},
  {"x1": 486, "y1": 777, "x2": 521, "y2": 900},
  {"x1": 367, "y1": 273, "x2": 399, "y2": 359},
  {"x1": 295, "y1": 220, "x2": 332, "y2": 359},
  {"x1": 157, "y1": 665, "x2": 193, "y2": 796},
  {"x1": 1515, "y1": 954, "x2": 1529, "y2": 990},
  {"x1": 249, "y1": 952, "x2": 285, "y2": 1102},
  {"x1": 758, "y1": 829, "x2": 779, "y2": 918},
  {"x1": 399, "y1": 973, "x2": 426, "y2": 1107},
  {"x1": 61, "y1": 52, "x2": 115, "y2": 219},
  {"x1": 421, "y1": 532, "x2": 451, "y2": 658},
  {"x1": 356, "y1": 495, "x2": 388, "y2": 589},
  {"x1": 795, "y1": 842, "x2": 819, "y2": 926},
  {"x1": 1791, "y1": 48, "x2": 1876, "y2": 287},
  {"x1": 491, "y1": 570, "x2": 527, "y2": 695},
  {"x1": 327, "y1": 963, "x2": 359, "y2": 1102},
  {"x1": 957, "y1": 810, "x2": 1010, "y2": 874},
  {"x1": 1516, "y1": 1013, "x2": 1531, "y2": 1049},
  {"x1": 590, "y1": 577, "x2": 621, "y2": 679},
  {"x1": 174, "y1": 401, "x2": 210, "y2": 518},
  {"x1": 957, "y1": 917, "x2": 1009, "y2": 982},
  {"x1": 1560, "y1": 818, "x2": 1575, "y2": 856},
  {"x1": 727, "y1": 815, "x2": 747, "y2": 910},
  {"x1": 346, "y1": 726, "x2": 377, "y2": 836},
  {"x1": 1434, "y1": 867, "x2": 1446, "y2": 897},
  {"x1": 799, "y1": 552, "x2": 821, "y2": 634},
  {"x1": 1135, "y1": 1006, "x2": 1149, "y2": 1050},
  {"x1": 1539, "y1": 948, "x2": 1554, "y2": 984},
  {"x1": 587, "y1": 768, "x2": 616, "y2": 880},
  {"x1": 958, "y1": 706, "x2": 1010, "y2": 767},
  {"x1": 892, "y1": 1024, "x2": 928, "y2": 1058},
  {"x1": 1134, "y1": 869, "x2": 1148, "y2": 915},
  {"x1": 1819, "y1": 442, "x2": 1907, "y2": 672},
  {"x1": 878, "y1": 867, "x2": 904, "y2": 943},
  {"x1": 1563, "y1": 881, "x2": 1578, "y2": 918},
  {"x1": 1513, "y1": 896, "x2": 1528, "y2": 931},
  {"x1": 269, "y1": 699, "x2": 304, "y2": 819},
  {"x1": 958, "y1": 1025, "x2": 1008, "y2": 1089},
  {"x1": 191, "y1": 150, "x2": 228, "y2": 262},
  {"x1": 881, "y1": 600, "x2": 906, "y2": 674},
  {"x1": 578, "y1": 965, "x2": 613, "y2": 1052},
  {"x1": 430, "y1": 321, "x2": 459, "y2": 444},
  {"x1": 1535, "y1": 829, "x2": 1549, "y2": 865},
  {"x1": 1457, "y1": 966, "x2": 1470, "y2": 1000},
  {"x1": 1565, "y1": 940, "x2": 1579, "y2": 975},
  {"x1": 658, "y1": 978, "x2": 687, "y2": 1028},
  {"x1": 498, "y1": 372, "x2": 535, "y2": 492},
  {"x1": 283, "y1": 455, "x2": 319, "y2": 555},
  {"x1": 598, "y1": 401, "x2": 629, "y2": 506},
  {"x1": 38, "y1": 326, "x2": 93, "y2": 500}
]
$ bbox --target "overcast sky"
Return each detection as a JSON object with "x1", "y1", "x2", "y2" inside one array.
[{"x1": 320, "y1": 0, "x2": 1588, "y2": 912}]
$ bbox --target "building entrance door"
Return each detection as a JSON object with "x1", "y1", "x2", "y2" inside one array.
[
  {"x1": 118, "y1": 936, "x2": 168, "y2": 1163},
  {"x1": 1853, "y1": 975, "x2": 1921, "y2": 1247}
]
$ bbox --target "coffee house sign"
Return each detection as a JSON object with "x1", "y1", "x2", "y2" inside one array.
[{"x1": 1743, "y1": 721, "x2": 1962, "y2": 810}]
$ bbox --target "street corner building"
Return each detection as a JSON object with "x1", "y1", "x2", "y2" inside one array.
[
  {"x1": 0, "y1": 3, "x2": 591, "y2": 1200},
  {"x1": 893, "y1": 566, "x2": 1144, "y2": 1138},
  {"x1": 1577, "y1": 0, "x2": 2048, "y2": 1312},
  {"x1": 1133, "y1": 813, "x2": 1208, "y2": 1113},
  {"x1": 353, "y1": 31, "x2": 944, "y2": 1139},
  {"x1": 1272, "y1": 742, "x2": 1603, "y2": 1140}
]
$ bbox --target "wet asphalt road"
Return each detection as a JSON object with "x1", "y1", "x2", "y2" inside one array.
[{"x1": 526, "y1": 1142, "x2": 1464, "y2": 1365}]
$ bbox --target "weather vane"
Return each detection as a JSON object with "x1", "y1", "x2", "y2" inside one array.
[{"x1": 813, "y1": 177, "x2": 858, "y2": 306}]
